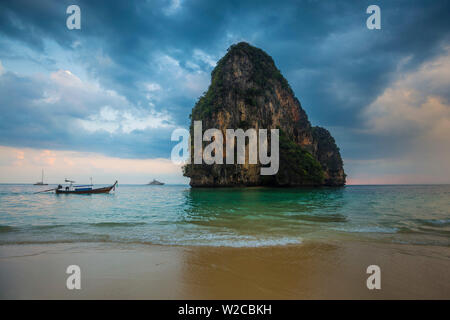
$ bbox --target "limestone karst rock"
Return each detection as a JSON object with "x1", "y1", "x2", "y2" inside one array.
[{"x1": 183, "y1": 42, "x2": 345, "y2": 187}]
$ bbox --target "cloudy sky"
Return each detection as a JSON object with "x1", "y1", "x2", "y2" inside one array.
[{"x1": 0, "y1": 0, "x2": 449, "y2": 184}]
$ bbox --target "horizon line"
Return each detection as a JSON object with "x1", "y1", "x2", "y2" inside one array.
[{"x1": 0, "y1": 182, "x2": 449, "y2": 186}]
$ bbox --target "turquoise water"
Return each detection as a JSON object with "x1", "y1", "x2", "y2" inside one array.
[{"x1": 0, "y1": 184, "x2": 449, "y2": 247}]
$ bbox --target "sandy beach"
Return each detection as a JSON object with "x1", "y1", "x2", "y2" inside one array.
[{"x1": 0, "y1": 240, "x2": 448, "y2": 299}]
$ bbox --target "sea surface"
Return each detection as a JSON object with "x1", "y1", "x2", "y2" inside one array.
[{"x1": 0, "y1": 184, "x2": 449, "y2": 247}]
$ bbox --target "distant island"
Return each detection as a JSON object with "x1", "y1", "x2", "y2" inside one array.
[
  {"x1": 148, "y1": 179, "x2": 164, "y2": 185},
  {"x1": 183, "y1": 42, "x2": 346, "y2": 187}
]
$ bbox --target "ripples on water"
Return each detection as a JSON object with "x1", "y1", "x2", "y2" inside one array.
[{"x1": 0, "y1": 184, "x2": 449, "y2": 247}]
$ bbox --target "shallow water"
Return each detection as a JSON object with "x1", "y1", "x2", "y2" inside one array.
[{"x1": 0, "y1": 184, "x2": 449, "y2": 247}]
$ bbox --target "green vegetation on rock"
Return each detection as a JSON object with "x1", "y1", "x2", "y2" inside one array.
[
  {"x1": 262, "y1": 130, "x2": 325, "y2": 186},
  {"x1": 191, "y1": 42, "x2": 292, "y2": 120}
]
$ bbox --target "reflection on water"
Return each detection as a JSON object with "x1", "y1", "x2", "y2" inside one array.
[
  {"x1": 0, "y1": 184, "x2": 449, "y2": 247},
  {"x1": 183, "y1": 188, "x2": 346, "y2": 242}
]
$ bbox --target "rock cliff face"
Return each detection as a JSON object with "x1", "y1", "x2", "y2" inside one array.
[{"x1": 183, "y1": 42, "x2": 345, "y2": 187}]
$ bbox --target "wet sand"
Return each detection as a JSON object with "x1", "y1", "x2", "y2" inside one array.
[{"x1": 0, "y1": 241, "x2": 449, "y2": 299}]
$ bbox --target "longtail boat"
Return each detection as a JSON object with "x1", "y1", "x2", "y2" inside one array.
[{"x1": 55, "y1": 181, "x2": 118, "y2": 194}]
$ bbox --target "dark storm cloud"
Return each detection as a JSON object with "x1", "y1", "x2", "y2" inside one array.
[
  {"x1": 0, "y1": 0, "x2": 449, "y2": 160},
  {"x1": 0, "y1": 70, "x2": 174, "y2": 158}
]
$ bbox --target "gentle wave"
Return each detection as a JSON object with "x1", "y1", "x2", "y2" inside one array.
[
  {"x1": 0, "y1": 222, "x2": 147, "y2": 232},
  {"x1": 177, "y1": 237, "x2": 303, "y2": 247},
  {"x1": 333, "y1": 226, "x2": 398, "y2": 233},
  {"x1": 88, "y1": 222, "x2": 147, "y2": 227},
  {"x1": 0, "y1": 237, "x2": 302, "y2": 248},
  {"x1": 293, "y1": 214, "x2": 347, "y2": 223},
  {"x1": 0, "y1": 225, "x2": 16, "y2": 233},
  {"x1": 417, "y1": 219, "x2": 450, "y2": 227}
]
